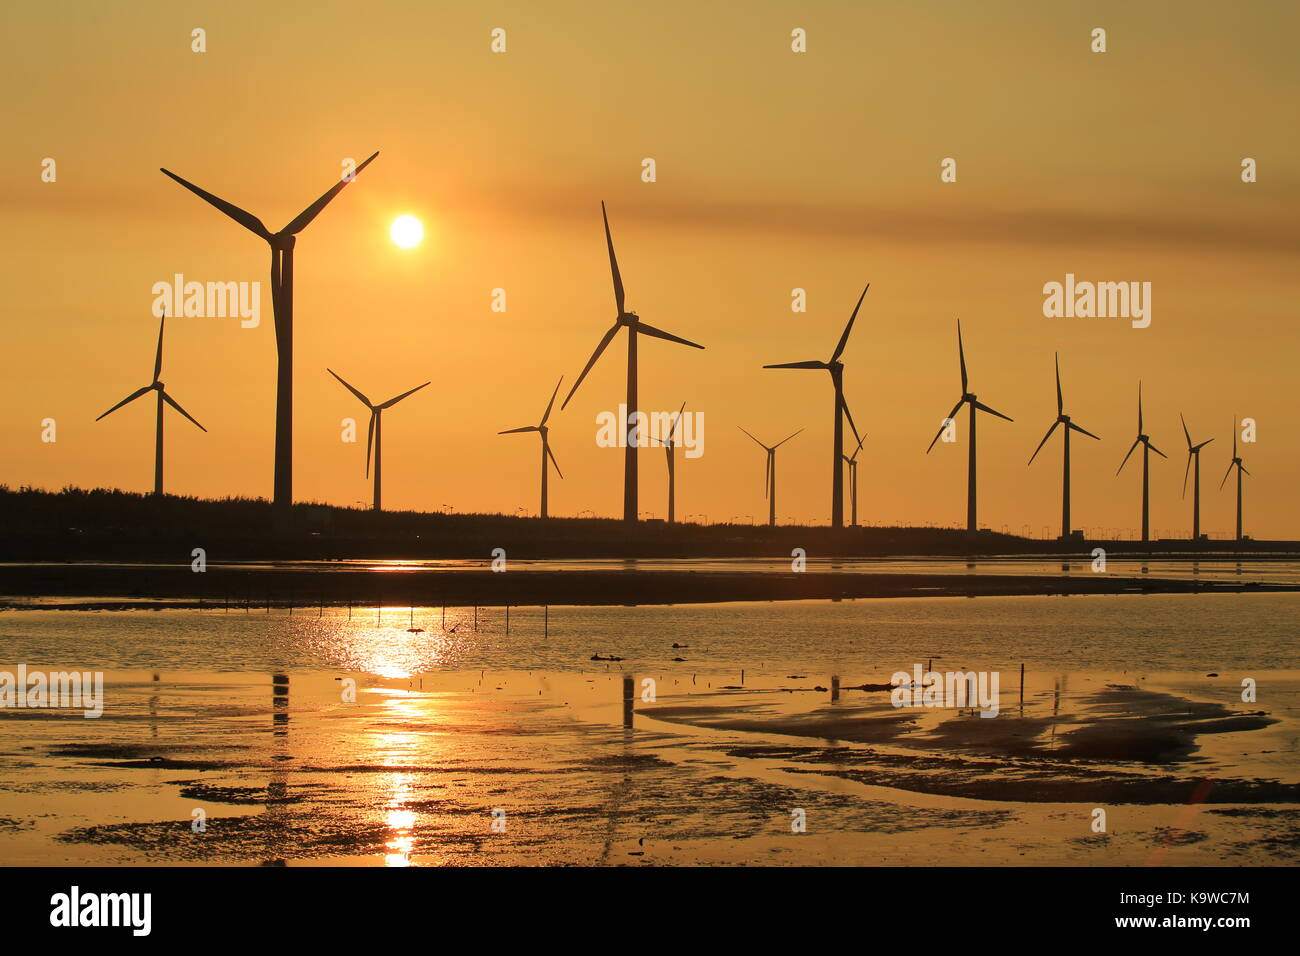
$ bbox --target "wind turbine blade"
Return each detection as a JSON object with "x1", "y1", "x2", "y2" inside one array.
[
  {"x1": 600, "y1": 201, "x2": 625, "y2": 315},
  {"x1": 1137, "y1": 381, "x2": 1143, "y2": 433},
  {"x1": 839, "y1": 393, "x2": 861, "y2": 447},
  {"x1": 764, "y1": 453, "x2": 771, "y2": 499},
  {"x1": 161, "y1": 390, "x2": 206, "y2": 432},
  {"x1": 541, "y1": 375, "x2": 563, "y2": 425},
  {"x1": 561, "y1": 323, "x2": 620, "y2": 410},
  {"x1": 327, "y1": 368, "x2": 373, "y2": 408},
  {"x1": 1054, "y1": 352, "x2": 1062, "y2": 415},
  {"x1": 1240, "y1": 464, "x2": 1251, "y2": 477},
  {"x1": 927, "y1": 398, "x2": 965, "y2": 453},
  {"x1": 848, "y1": 433, "x2": 866, "y2": 461},
  {"x1": 1219, "y1": 461, "x2": 1233, "y2": 490},
  {"x1": 153, "y1": 315, "x2": 166, "y2": 382},
  {"x1": 1232, "y1": 419, "x2": 1238, "y2": 457},
  {"x1": 1027, "y1": 420, "x2": 1059, "y2": 465},
  {"x1": 378, "y1": 381, "x2": 431, "y2": 409},
  {"x1": 1117, "y1": 437, "x2": 1141, "y2": 475},
  {"x1": 738, "y1": 426, "x2": 769, "y2": 451},
  {"x1": 499, "y1": 425, "x2": 538, "y2": 435},
  {"x1": 764, "y1": 360, "x2": 826, "y2": 370},
  {"x1": 545, "y1": 439, "x2": 563, "y2": 479},
  {"x1": 636, "y1": 322, "x2": 704, "y2": 350},
  {"x1": 1148, "y1": 441, "x2": 1168, "y2": 459},
  {"x1": 1194, "y1": 439, "x2": 1214, "y2": 452},
  {"x1": 1068, "y1": 422, "x2": 1101, "y2": 440},
  {"x1": 669, "y1": 400, "x2": 687, "y2": 442},
  {"x1": 159, "y1": 168, "x2": 272, "y2": 240},
  {"x1": 973, "y1": 400, "x2": 1013, "y2": 423},
  {"x1": 831, "y1": 284, "x2": 869, "y2": 362},
  {"x1": 1183, "y1": 451, "x2": 1192, "y2": 497},
  {"x1": 1181, "y1": 413, "x2": 1192, "y2": 450},
  {"x1": 95, "y1": 386, "x2": 152, "y2": 421},
  {"x1": 365, "y1": 412, "x2": 375, "y2": 479},
  {"x1": 283, "y1": 151, "x2": 379, "y2": 235},
  {"x1": 773, "y1": 427, "x2": 805, "y2": 449},
  {"x1": 957, "y1": 320, "x2": 968, "y2": 394}
]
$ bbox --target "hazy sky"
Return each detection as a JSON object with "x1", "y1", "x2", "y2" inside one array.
[{"x1": 3, "y1": 1, "x2": 1297, "y2": 536}]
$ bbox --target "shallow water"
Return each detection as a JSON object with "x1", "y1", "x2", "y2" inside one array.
[{"x1": 1, "y1": 593, "x2": 1296, "y2": 866}]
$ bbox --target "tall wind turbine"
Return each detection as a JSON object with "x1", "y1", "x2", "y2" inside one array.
[
  {"x1": 1180, "y1": 414, "x2": 1213, "y2": 541},
  {"x1": 1116, "y1": 382, "x2": 1167, "y2": 542},
  {"x1": 649, "y1": 401, "x2": 687, "y2": 523},
  {"x1": 327, "y1": 369, "x2": 429, "y2": 512},
  {"x1": 841, "y1": 434, "x2": 866, "y2": 527},
  {"x1": 499, "y1": 376, "x2": 565, "y2": 519},
  {"x1": 738, "y1": 426, "x2": 803, "y2": 527},
  {"x1": 95, "y1": 315, "x2": 206, "y2": 496},
  {"x1": 764, "y1": 285, "x2": 868, "y2": 528},
  {"x1": 925, "y1": 321, "x2": 1013, "y2": 532},
  {"x1": 560, "y1": 202, "x2": 704, "y2": 523},
  {"x1": 1027, "y1": 353, "x2": 1099, "y2": 539},
  {"x1": 1220, "y1": 418, "x2": 1251, "y2": 542},
  {"x1": 162, "y1": 151, "x2": 379, "y2": 509}
]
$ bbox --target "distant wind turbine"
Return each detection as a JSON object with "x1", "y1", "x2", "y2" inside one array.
[
  {"x1": 1027, "y1": 353, "x2": 1099, "y2": 539},
  {"x1": 1180, "y1": 414, "x2": 1213, "y2": 541},
  {"x1": 764, "y1": 285, "x2": 868, "y2": 528},
  {"x1": 161, "y1": 151, "x2": 379, "y2": 509},
  {"x1": 95, "y1": 315, "x2": 206, "y2": 496},
  {"x1": 926, "y1": 321, "x2": 1013, "y2": 532},
  {"x1": 738, "y1": 426, "x2": 803, "y2": 527},
  {"x1": 499, "y1": 376, "x2": 565, "y2": 519},
  {"x1": 327, "y1": 368, "x2": 429, "y2": 512},
  {"x1": 1116, "y1": 382, "x2": 1167, "y2": 542},
  {"x1": 649, "y1": 401, "x2": 687, "y2": 523},
  {"x1": 1220, "y1": 418, "x2": 1251, "y2": 542},
  {"x1": 841, "y1": 434, "x2": 866, "y2": 527},
  {"x1": 560, "y1": 202, "x2": 704, "y2": 523}
]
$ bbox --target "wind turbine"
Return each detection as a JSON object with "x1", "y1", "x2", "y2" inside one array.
[
  {"x1": 841, "y1": 434, "x2": 866, "y2": 526},
  {"x1": 327, "y1": 369, "x2": 429, "y2": 512},
  {"x1": 763, "y1": 285, "x2": 868, "y2": 528},
  {"x1": 1220, "y1": 418, "x2": 1250, "y2": 542},
  {"x1": 1027, "y1": 353, "x2": 1100, "y2": 539},
  {"x1": 738, "y1": 426, "x2": 803, "y2": 527},
  {"x1": 95, "y1": 315, "x2": 206, "y2": 496},
  {"x1": 648, "y1": 401, "x2": 687, "y2": 523},
  {"x1": 1180, "y1": 414, "x2": 1213, "y2": 541},
  {"x1": 161, "y1": 151, "x2": 379, "y2": 509},
  {"x1": 925, "y1": 321, "x2": 1013, "y2": 532},
  {"x1": 1116, "y1": 382, "x2": 1167, "y2": 542},
  {"x1": 499, "y1": 376, "x2": 565, "y2": 518},
  {"x1": 560, "y1": 202, "x2": 704, "y2": 523}
]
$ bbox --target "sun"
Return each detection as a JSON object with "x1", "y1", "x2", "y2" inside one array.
[{"x1": 390, "y1": 214, "x2": 424, "y2": 249}]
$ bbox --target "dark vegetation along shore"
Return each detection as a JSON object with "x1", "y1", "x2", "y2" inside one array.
[
  {"x1": 3, "y1": 486, "x2": 1296, "y2": 562},
  {"x1": 2, "y1": 487, "x2": 1296, "y2": 607}
]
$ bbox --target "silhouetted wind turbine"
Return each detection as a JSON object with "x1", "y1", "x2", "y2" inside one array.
[
  {"x1": 649, "y1": 401, "x2": 687, "y2": 523},
  {"x1": 925, "y1": 321, "x2": 1013, "y2": 532},
  {"x1": 1180, "y1": 414, "x2": 1213, "y2": 541},
  {"x1": 841, "y1": 434, "x2": 866, "y2": 527},
  {"x1": 95, "y1": 315, "x2": 206, "y2": 496},
  {"x1": 161, "y1": 151, "x2": 379, "y2": 510},
  {"x1": 327, "y1": 369, "x2": 428, "y2": 512},
  {"x1": 1116, "y1": 382, "x2": 1167, "y2": 542},
  {"x1": 560, "y1": 202, "x2": 704, "y2": 523},
  {"x1": 764, "y1": 285, "x2": 868, "y2": 528},
  {"x1": 738, "y1": 426, "x2": 802, "y2": 527},
  {"x1": 1220, "y1": 418, "x2": 1251, "y2": 542},
  {"x1": 1027, "y1": 353, "x2": 1099, "y2": 539},
  {"x1": 499, "y1": 376, "x2": 565, "y2": 519}
]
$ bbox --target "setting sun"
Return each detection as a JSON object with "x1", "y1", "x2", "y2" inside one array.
[{"x1": 389, "y1": 214, "x2": 424, "y2": 248}]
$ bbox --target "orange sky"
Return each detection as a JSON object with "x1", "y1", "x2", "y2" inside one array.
[{"x1": 2, "y1": 1, "x2": 1297, "y2": 537}]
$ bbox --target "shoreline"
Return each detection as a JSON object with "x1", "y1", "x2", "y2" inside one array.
[{"x1": 0, "y1": 565, "x2": 1293, "y2": 611}]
